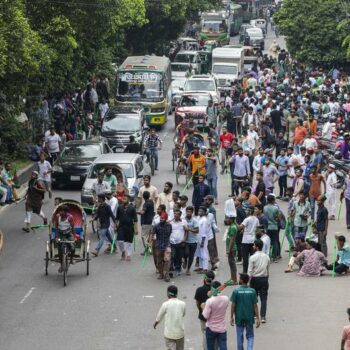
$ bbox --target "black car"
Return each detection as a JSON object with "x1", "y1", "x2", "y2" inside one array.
[
  {"x1": 52, "y1": 140, "x2": 111, "y2": 188},
  {"x1": 101, "y1": 105, "x2": 144, "y2": 152}
]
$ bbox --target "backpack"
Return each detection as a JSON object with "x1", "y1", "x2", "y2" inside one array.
[{"x1": 277, "y1": 209, "x2": 286, "y2": 229}]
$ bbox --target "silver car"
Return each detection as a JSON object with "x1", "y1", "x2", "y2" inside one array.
[{"x1": 81, "y1": 153, "x2": 144, "y2": 208}]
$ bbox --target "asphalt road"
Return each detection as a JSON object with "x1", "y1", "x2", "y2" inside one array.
[{"x1": 0, "y1": 29, "x2": 349, "y2": 350}]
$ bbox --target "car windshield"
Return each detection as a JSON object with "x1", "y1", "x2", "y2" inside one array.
[
  {"x1": 62, "y1": 144, "x2": 101, "y2": 158},
  {"x1": 174, "y1": 53, "x2": 197, "y2": 64},
  {"x1": 180, "y1": 95, "x2": 210, "y2": 106},
  {"x1": 212, "y1": 65, "x2": 237, "y2": 75},
  {"x1": 185, "y1": 80, "x2": 216, "y2": 92},
  {"x1": 171, "y1": 64, "x2": 190, "y2": 72},
  {"x1": 171, "y1": 79, "x2": 186, "y2": 90},
  {"x1": 90, "y1": 163, "x2": 134, "y2": 179},
  {"x1": 117, "y1": 71, "x2": 164, "y2": 102},
  {"x1": 102, "y1": 115, "x2": 140, "y2": 132}
]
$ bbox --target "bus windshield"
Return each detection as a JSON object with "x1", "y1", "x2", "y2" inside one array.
[
  {"x1": 202, "y1": 21, "x2": 226, "y2": 33},
  {"x1": 117, "y1": 71, "x2": 164, "y2": 102}
]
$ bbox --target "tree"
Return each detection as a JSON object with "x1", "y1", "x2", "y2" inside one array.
[{"x1": 274, "y1": 0, "x2": 349, "y2": 67}]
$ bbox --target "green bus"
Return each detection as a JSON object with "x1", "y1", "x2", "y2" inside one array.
[
  {"x1": 199, "y1": 12, "x2": 230, "y2": 45},
  {"x1": 116, "y1": 56, "x2": 172, "y2": 127},
  {"x1": 235, "y1": 0, "x2": 257, "y2": 23},
  {"x1": 228, "y1": 3, "x2": 243, "y2": 36}
]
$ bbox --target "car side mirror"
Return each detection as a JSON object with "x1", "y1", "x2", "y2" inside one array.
[{"x1": 179, "y1": 87, "x2": 184, "y2": 91}]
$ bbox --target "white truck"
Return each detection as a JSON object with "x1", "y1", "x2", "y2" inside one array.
[{"x1": 211, "y1": 46, "x2": 244, "y2": 93}]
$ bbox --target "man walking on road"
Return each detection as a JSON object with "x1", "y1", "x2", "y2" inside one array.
[
  {"x1": 202, "y1": 281, "x2": 230, "y2": 350},
  {"x1": 154, "y1": 285, "x2": 186, "y2": 350},
  {"x1": 248, "y1": 239, "x2": 270, "y2": 324},
  {"x1": 230, "y1": 273, "x2": 260, "y2": 350},
  {"x1": 22, "y1": 171, "x2": 47, "y2": 232},
  {"x1": 194, "y1": 271, "x2": 215, "y2": 350}
]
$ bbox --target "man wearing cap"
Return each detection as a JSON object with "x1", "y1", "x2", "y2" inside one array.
[
  {"x1": 248, "y1": 239, "x2": 270, "y2": 324},
  {"x1": 202, "y1": 280, "x2": 230, "y2": 350},
  {"x1": 154, "y1": 212, "x2": 172, "y2": 281},
  {"x1": 326, "y1": 164, "x2": 337, "y2": 220},
  {"x1": 194, "y1": 271, "x2": 215, "y2": 350},
  {"x1": 22, "y1": 171, "x2": 47, "y2": 232},
  {"x1": 154, "y1": 285, "x2": 186, "y2": 350},
  {"x1": 230, "y1": 273, "x2": 260, "y2": 350}
]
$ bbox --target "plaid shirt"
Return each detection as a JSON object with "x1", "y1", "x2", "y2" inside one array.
[
  {"x1": 154, "y1": 222, "x2": 172, "y2": 250},
  {"x1": 145, "y1": 134, "x2": 161, "y2": 148}
]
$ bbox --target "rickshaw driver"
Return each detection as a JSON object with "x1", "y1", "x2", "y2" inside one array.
[{"x1": 54, "y1": 205, "x2": 76, "y2": 272}]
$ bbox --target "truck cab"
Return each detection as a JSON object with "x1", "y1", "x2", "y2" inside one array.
[{"x1": 211, "y1": 47, "x2": 244, "y2": 93}]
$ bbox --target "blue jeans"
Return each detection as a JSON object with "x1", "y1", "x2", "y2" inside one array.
[
  {"x1": 207, "y1": 177, "x2": 218, "y2": 199},
  {"x1": 1, "y1": 184, "x2": 13, "y2": 201},
  {"x1": 148, "y1": 147, "x2": 158, "y2": 169},
  {"x1": 310, "y1": 197, "x2": 316, "y2": 221},
  {"x1": 236, "y1": 324, "x2": 254, "y2": 350},
  {"x1": 96, "y1": 228, "x2": 113, "y2": 252},
  {"x1": 206, "y1": 327, "x2": 227, "y2": 350}
]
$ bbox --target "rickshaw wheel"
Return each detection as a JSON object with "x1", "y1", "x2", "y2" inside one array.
[
  {"x1": 86, "y1": 252, "x2": 90, "y2": 276},
  {"x1": 175, "y1": 167, "x2": 180, "y2": 185},
  {"x1": 171, "y1": 149, "x2": 177, "y2": 171},
  {"x1": 45, "y1": 252, "x2": 49, "y2": 275},
  {"x1": 63, "y1": 254, "x2": 68, "y2": 287}
]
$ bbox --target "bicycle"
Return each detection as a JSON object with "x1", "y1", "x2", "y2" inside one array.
[
  {"x1": 147, "y1": 147, "x2": 159, "y2": 176},
  {"x1": 57, "y1": 239, "x2": 74, "y2": 287}
]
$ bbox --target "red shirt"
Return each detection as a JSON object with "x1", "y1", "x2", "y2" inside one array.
[{"x1": 220, "y1": 133, "x2": 234, "y2": 149}]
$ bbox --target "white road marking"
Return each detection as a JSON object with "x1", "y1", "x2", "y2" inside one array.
[
  {"x1": 19, "y1": 287, "x2": 35, "y2": 304},
  {"x1": 142, "y1": 295, "x2": 154, "y2": 298}
]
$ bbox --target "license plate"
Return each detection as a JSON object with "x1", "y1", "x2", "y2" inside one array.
[{"x1": 70, "y1": 176, "x2": 80, "y2": 181}]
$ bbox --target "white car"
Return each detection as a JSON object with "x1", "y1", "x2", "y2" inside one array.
[
  {"x1": 170, "y1": 78, "x2": 187, "y2": 109},
  {"x1": 173, "y1": 51, "x2": 202, "y2": 74},
  {"x1": 171, "y1": 62, "x2": 191, "y2": 79},
  {"x1": 183, "y1": 75, "x2": 219, "y2": 104}
]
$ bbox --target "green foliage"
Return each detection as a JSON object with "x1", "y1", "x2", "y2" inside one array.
[
  {"x1": 274, "y1": 0, "x2": 349, "y2": 67},
  {"x1": 126, "y1": 0, "x2": 219, "y2": 55}
]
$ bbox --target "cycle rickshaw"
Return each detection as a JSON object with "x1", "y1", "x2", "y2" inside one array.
[
  {"x1": 45, "y1": 200, "x2": 90, "y2": 286},
  {"x1": 172, "y1": 126, "x2": 207, "y2": 185}
]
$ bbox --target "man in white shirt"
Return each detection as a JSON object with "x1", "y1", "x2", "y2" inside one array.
[
  {"x1": 256, "y1": 227, "x2": 271, "y2": 255},
  {"x1": 238, "y1": 208, "x2": 260, "y2": 273},
  {"x1": 326, "y1": 164, "x2": 337, "y2": 219},
  {"x1": 248, "y1": 239, "x2": 270, "y2": 323},
  {"x1": 246, "y1": 123, "x2": 259, "y2": 153},
  {"x1": 302, "y1": 133, "x2": 317, "y2": 149},
  {"x1": 224, "y1": 197, "x2": 237, "y2": 219},
  {"x1": 170, "y1": 210, "x2": 188, "y2": 276},
  {"x1": 45, "y1": 127, "x2": 61, "y2": 164},
  {"x1": 252, "y1": 148, "x2": 264, "y2": 174},
  {"x1": 195, "y1": 207, "x2": 210, "y2": 273},
  {"x1": 37, "y1": 152, "x2": 52, "y2": 198},
  {"x1": 92, "y1": 173, "x2": 111, "y2": 203},
  {"x1": 106, "y1": 190, "x2": 118, "y2": 252},
  {"x1": 154, "y1": 285, "x2": 186, "y2": 350},
  {"x1": 156, "y1": 182, "x2": 173, "y2": 212}
]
